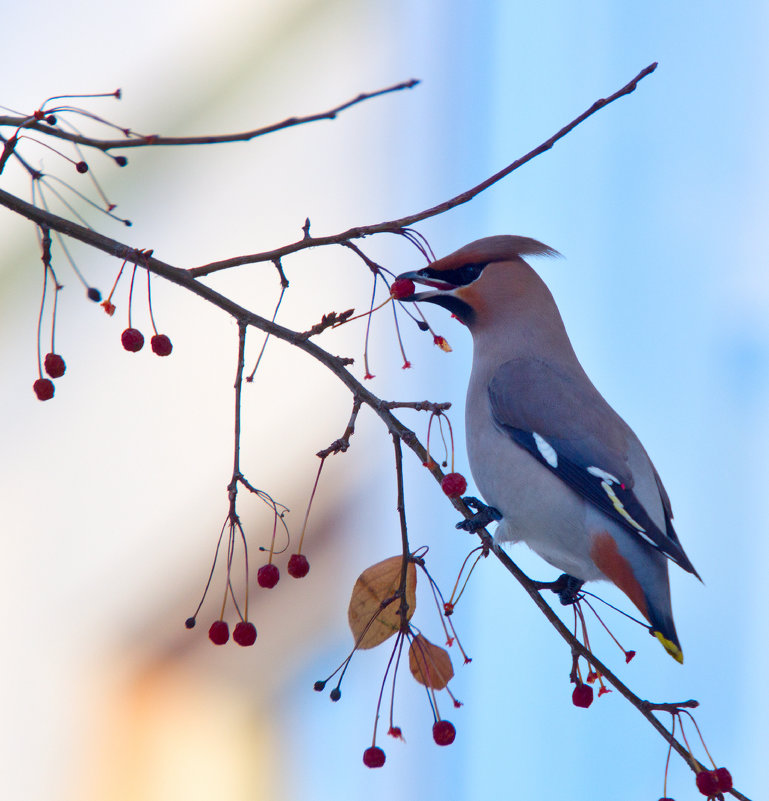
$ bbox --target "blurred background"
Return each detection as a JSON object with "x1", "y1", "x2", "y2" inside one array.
[{"x1": 1, "y1": 2, "x2": 767, "y2": 800}]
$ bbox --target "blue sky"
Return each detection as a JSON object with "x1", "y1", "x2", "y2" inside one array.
[{"x1": 1, "y1": 2, "x2": 766, "y2": 800}]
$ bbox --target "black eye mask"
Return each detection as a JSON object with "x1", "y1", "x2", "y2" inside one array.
[{"x1": 418, "y1": 261, "x2": 487, "y2": 287}]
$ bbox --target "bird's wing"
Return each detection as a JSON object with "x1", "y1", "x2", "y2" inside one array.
[{"x1": 488, "y1": 358, "x2": 698, "y2": 575}]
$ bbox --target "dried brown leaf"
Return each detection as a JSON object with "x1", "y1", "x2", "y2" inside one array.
[
  {"x1": 408, "y1": 633, "x2": 454, "y2": 689},
  {"x1": 348, "y1": 556, "x2": 416, "y2": 649}
]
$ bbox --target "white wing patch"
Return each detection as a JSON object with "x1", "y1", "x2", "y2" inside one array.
[
  {"x1": 586, "y1": 465, "x2": 621, "y2": 484},
  {"x1": 598, "y1": 479, "x2": 658, "y2": 548},
  {"x1": 532, "y1": 432, "x2": 558, "y2": 468},
  {"x1": 587, "y1": 464, "x2": 658, "y2": 546}
]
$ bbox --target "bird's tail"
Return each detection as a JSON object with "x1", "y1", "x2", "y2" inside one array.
[{"x1": 646, "y1": 596, "x2": 683, "y2": 663}]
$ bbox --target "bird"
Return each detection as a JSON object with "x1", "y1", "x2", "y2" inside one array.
[{"x1": 394, "y1": 235, "x2": 698, "y2": 662}]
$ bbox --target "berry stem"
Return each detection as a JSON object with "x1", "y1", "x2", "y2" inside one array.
[
  {"x1": 219, "y1": 523, "x2": 234, "y2": 621},
  {"x1": 127, "y1": 265, "x2": 138, "y2": 328},
  {"x1": 363, "y1": 272, "x2": 380, "y2": 379},
  {"x1": 443, "y1": 415, "x2": 456, "y2": 473},
  {"x1": 445, "y1": 547, "x2": 485, "y2": 612},
  {"x1": 36, "y1": 227, "x2": 51, "y2": 377},
  {"x1": 388, "y1": 630, "x2": 407, "y2": 735},
  {"x1": 370, "y1": 631, "x2": 404, "y2": 747},
  {"x1": 662, "y1": 713, "x2": 676, "y2": 799},
  {"x1": 265, "y1": 507, "x2": 278, "y2": 565},
  {"x1": 581, "y1": 597, "x2": 633, "y2": 659},
  {"x1": 677, "y1": 713, "x2": 698, "y2": 764},
  {"x1": 389, "y1": 294, "x2": 411, "y2": 368},
  {"x1": 681, "y1": 710, "x2": 718, "y2": 769},
  {"x1": 247, "y1": 284, "x2": 286, "y2": 381},
  {"x1": 431, "y1": 581, "x2": 471, "y2": 663},
  {"x1": 105, "y1": 260, "x2": 126, "y2": 306},
  {"x1": 50, "y1": 282, "x2": 61, "y2": 354},
  {"x1": 407, "y1": 630, "x2": 441, "y2": 720},
  {"x1": 235, "y1": 517, "x2": 250, "y2": 620},
  {"x1": 296, "y1": 456, "x2": 326, "y2": 555},
  {"x1": 40, "y1": 90, "x2": 122, "y2": 109},
  {"x1": 15, "y1": 134, "x2": 85, "y2": 171},
  {"x1": 146, "y1": 268, "x2": 158, "y2": 335},
  {"x1": 187, "y1": 516, "x2": 229, "y2": 623}
]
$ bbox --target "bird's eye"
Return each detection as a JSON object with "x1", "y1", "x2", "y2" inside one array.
[
  {"x1": 456, "y1": 263, "x2": 485, "y2": 284},
  {"x1": 420, "y1": 261, "x2": 487, "y2": 287}
]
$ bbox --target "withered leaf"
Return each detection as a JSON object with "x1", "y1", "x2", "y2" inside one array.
[
  {"x1": 408, "y1": 633, "x2": 454, "y2": 689},
  {"x1": 348, "y1": 556, "x2": 416, "y2": 649}
]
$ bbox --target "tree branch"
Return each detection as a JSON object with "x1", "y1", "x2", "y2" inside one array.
[
  {"x1": 188, "y1": 62, "x2": 657, "y2": 277},
  {"x1": 0, "y1": 79, "x2": 419, "y2": 151}
]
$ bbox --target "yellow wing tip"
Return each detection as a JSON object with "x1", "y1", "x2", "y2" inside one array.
[{"x1": 653, "y1": 630, "x2": 684, "y2": 664}]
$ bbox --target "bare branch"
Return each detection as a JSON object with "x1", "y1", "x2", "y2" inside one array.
[
  {"x1": 378, "y1": 400, "x2": 451, "y2": 413},
  {"x1": 316, "y1": 397, "x2": 363, "y2": 458},
  {"x1": 189, "y1": 63, "x2": 657, "y2": 277},
  {"x1": 0, "y1": 79, "x2": 419, "y2": 152},
  {"x1": 392, "y1": 434, "x2": 412, "y2": 629},
  {"x1": 298, "y1": 309, "x2": 355, "y2": 340}
]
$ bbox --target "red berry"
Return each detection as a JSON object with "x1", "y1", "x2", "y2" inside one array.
[
  {"x1": 441, "y1": 472, "x2": 467, "y2": 498},
  {"x1": 390, "y1": 278, "x2": 416, "y2": 299},
  {"x1": 257, "y1": 563, "x2": 280, "y2": 588},
  {"x1": 715, "y1": 767, "x2": 733, "y2": 792},
  {"x1": 572, "y1": 683, "x2": 594, "y2": 708},
  {"x1": 121, "y1": 327, "x2": 144, "y2": 352},
  {"x1": 151, "y1": 334, "x2": 173, "y2": 356},
  {"x1": 233, "y1": 621, "x2": 257, "y2": 646},
  {"x1": 33, "y1": 378, "x2": 55, "y2": 401},
  {"x1": 695, "y1": 770, "x2": 720, "y2": 796},
  {"x1": 208, "y1": 620, "x2": 229, "y2": 645},
  {"x1": 362, "y1": 746, "x2": 386, "y2": 768},
  {"x1": 44, "y1": 353, "x2": 66, "y2": 378},
  {"x1": 287, "y1": 553, "x2": 310, "y2": 578},
  {"x1": 432, "y1": 719, "x2": 456, "y2": 746}
]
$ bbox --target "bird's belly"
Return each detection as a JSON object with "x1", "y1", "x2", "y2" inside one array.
[{"x1": 467, "y1": 420, "x2": 603, "y2": 581}]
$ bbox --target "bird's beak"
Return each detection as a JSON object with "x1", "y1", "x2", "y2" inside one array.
[{"x1": 393, "y1": 270, "x2": 458, "y2": 303}]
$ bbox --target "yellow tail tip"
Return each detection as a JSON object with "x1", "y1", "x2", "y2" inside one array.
[{"x1": 653, "y1": 631, "x2": 684, "y2": 664}]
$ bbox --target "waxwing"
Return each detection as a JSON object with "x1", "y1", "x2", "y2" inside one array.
[{"x1": 396, "y1": 235, "x2": 698, "y2": 662}]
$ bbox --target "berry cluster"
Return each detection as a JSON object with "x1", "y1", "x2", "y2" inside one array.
[
  {"x1": 695, "y1": 767, "x2": 732, "y2": 797},
  {"x1": 204, "y1": 619, "x2": 258, "y2": 647},
  {"x1": 32, "y1": 246, "x2": 174, "y2": 402},
  {"x1": 315, "y1": 552, "x2": 469, "y2": 768},
  {"x1": 121, "y1": 328, "x2": 173, "y2": 356},
  {"x1": 33, "y1": 352, "x2": 66, "y2": 400},
  {"x1": 361, "y1": 719, "x2": 456, "y2": 769},
  {"x1": 256, "y1": 553, "x2": 310, "y2": 589}
]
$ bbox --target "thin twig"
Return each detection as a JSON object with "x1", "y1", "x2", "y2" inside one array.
[
  {"x1": 0, "y1": 80, "x2": 419, "y2": 152},
  {"x1": 228, "y1": 321, "x2": 248, "y2": 512},
  {"x1": 392, "y1": 434, "x2": 412, "y2": 629},
  {"x1": 188, "y1": 63, "x2": 657, "y2": 277},
  {"x1": 316, "y1": 397, "x2": 363, "y2": 458},
  {"x1": 378, "y1": 400, "x2": 452, "y2": 412}
]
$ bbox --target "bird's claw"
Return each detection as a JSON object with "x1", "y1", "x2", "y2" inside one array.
[
  {"x1": 456, "y1": 497, "x2": 502, "y2": 531},
  {"x1": 533, "y1": 573, "x2": 585, "y2": 605}
]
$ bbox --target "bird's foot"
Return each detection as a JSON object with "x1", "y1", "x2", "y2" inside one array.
[
  {"x1": 455, "y1": 497, "x2": 502, "y2": 531},
  {"x1": 533, "y1": 573, "x2": 585, "y2": 606}
]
